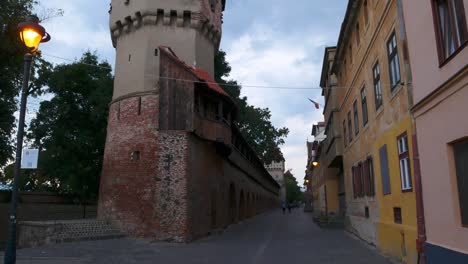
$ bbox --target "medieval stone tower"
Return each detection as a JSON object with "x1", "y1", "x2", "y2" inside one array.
[{"x1": 99, "y1": 0, "x2": 280, "y2": 243}]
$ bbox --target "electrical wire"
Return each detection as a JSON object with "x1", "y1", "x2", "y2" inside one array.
[{"x1": 42, "y1": 52, "x2": 402, "y2": 92}]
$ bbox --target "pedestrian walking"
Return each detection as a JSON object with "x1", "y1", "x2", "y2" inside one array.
[
  {"x1": 282, "y1": 202, "x2": 286, "y2": 214},
  {"x1": 287, "y1": 203, "x2": 291, "y2": 214}
]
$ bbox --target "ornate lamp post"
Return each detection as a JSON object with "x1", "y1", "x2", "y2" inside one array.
[{"x1": 4, "y1": 15, "x2": 50, "y2": 264}]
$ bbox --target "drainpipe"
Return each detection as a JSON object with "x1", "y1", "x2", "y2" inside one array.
[
  {"x1": 396, "y1": 1, "x2": 426, "y2": 263},
  {"x1": 412, "y1": 134, "x2": 426, "y2": 264},
  {"x1": 324, "y1": 184, "x2": 328, "y2": 218}
]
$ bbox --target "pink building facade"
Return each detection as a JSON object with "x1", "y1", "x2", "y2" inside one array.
[{"x1": 402, "y1": 0, "x2": 468, "y2": 262}]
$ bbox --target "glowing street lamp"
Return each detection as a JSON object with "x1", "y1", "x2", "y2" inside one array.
[
  {"x1": 17, "y1": 15, "x2": 50, "y2": 53},
  {"x1": 4, "y1": 15, "x2": 51, "y2": 264},
  {"x1": 312, "y1": 161, "x2": 319, "y2": 167}
]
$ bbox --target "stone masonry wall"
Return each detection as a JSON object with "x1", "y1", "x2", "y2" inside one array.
[{"x1": 155, "y1": 131, "x2": 190, "y2": 242}]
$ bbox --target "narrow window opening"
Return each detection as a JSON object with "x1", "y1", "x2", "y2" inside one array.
[
  {"x1": 117, "y1": 102, "x2": 121, "y2": 120},
  {"x1": 131, "y1": 151, "x2": 140, "y2": 161},
  {"x1": 138, "y1": 97, "x2": 142, "y2": 115},
  {"x1": 128, "y1": 54, "x2": 131, "y2": 62},
  {"x1": 394, "y1": 207, "x2": 402, "y2": 224},
  {"x1": 365, "y1": 207, "x2": 369, "y2": 218},
  {"x1": 183, "y1": 11, "x2": 191, "y2": 27},
  {"x1": 154, "y1": 49, "x2": 158, "y2": 56},
  {"x1": 364, "y1": 0, "x2": 369, "y2": 25},
  {"x1": 356, "y1": 23, "x2": 361, "y2": 46}
]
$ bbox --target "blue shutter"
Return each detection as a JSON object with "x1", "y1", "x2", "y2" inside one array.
[{"x1": 379, "y1": 145, "x2": 391, "y2": 195}]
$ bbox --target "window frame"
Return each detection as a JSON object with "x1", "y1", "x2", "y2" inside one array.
[
  {"x1": 393, "y1": 207, "x2": 403, "y2": 224},
  {"x1": 356, "y1": 23, "x2": 361, "y2": 46},
  {"x1": 387, "y1": 32, "x2": 401, "y2": 90},
  {"x1": 361, "y1": 86, "x2": 369, "y2": 126},
  {"x1": 343, "y1": 120, "x2": 347, "y2": 147},
  {"x1": 363, "y1": 0, "x2": 369, "y2": 26},
  {"x1": 353, "y1": 101, "x2": 359, "y2": 135},
  {"x1": 397, "y1": 132, "x2": 413, "y2": 192},
  {"x1": 373, "y1": 62, "x2": 383, "y2": 110},
  {"x1": 367, "y1": 156, "x2": 375, "y2": 196},
  {"x1": 431, "y1": 0, "x2": 468, "y2": 65},
  {"x1": 348, "y1": 112, "x2": 353, "y2": 142},
  {"x1": 453, "y1": 138, "x2": 468, "y2": 227}
]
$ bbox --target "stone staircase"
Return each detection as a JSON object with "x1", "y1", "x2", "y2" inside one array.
[
  {"x1": 312, "y1": 212, "x2": 345, "y2": 229},
  {"x1": 19, "y1": 219, "x2": 125, "y2": 248},
  {"x1": 53, "y1": 219, "x2": 125, "y2": 242}
]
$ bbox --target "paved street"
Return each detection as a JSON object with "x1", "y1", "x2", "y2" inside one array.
[{"x1": 4, "y1": 209, "x2": 392, "y2": 264}]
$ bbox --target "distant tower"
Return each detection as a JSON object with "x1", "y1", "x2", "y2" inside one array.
[
  {"x1": 109, "y1": 0, "x2": 225, "y2": 99},
  {"x1": 99, "y1": 0, "x2": 227, "y2": 242}
]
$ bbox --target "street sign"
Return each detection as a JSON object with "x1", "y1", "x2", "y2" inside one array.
[{"x1": 21, "y1": 149, "x2": 39, "y2": 169}]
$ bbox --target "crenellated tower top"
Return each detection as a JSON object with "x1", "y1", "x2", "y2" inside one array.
[{"x1": 108, "y1": 0, "x2": 226, "y2": 99}]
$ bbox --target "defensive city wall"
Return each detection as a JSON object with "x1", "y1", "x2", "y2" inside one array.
[{"x1": 98, "y1": 46, "x2": 280, "y2": 242}]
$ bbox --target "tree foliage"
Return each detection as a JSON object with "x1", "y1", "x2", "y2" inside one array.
[
  {"x1": 214, "y1": 50, "x2": 289, "y2": 164},
  {"x1": 284, "y1": 170, "x2": 303, "y2": 203},
  {"x1": 25, "y1": 52, "x2": 113, "y2": 199}
]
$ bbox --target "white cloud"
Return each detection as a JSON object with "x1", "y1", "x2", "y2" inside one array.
[
  {"x1": 36, "y1": 0, "x2": 114, "y2": 66},
  {"x1": 223, "y1": 25, "x2": 330, "y2": 183}
]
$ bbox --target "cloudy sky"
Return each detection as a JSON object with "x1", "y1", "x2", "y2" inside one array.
[{"x1": 34, "y1": 0, "x2": 347, "y2": 184}]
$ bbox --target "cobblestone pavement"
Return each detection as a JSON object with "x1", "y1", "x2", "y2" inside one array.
[{"x1": 3, "y1": 209, "x2": 393, "y2": 264}]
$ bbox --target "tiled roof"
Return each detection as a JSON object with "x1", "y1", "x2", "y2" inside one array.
[{"x1": 159, "y1": 46, "x2": 230, "y2": 98}]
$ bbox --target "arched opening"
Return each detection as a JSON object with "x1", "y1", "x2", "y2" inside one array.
[
  {"x1": 246, "y1": 193, "x2": 251, "y2": 218},
  {"x1": 211, "y1": 190, "x2": 217, "y2": 229},
  {"x1": 229, "y1": 183, "x2": 237, "y2": 224},
  {"x1": 239, "y1": 190, "x2": 245, "y2": 221}
]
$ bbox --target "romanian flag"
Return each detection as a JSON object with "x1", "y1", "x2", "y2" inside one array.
[{"x1": 308, "y1": 98, "x2": 320, "y2": 109}]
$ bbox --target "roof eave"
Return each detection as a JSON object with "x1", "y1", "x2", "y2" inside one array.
[{"x1": 331, "y1": 0, "x2": 359, "y2": 74}]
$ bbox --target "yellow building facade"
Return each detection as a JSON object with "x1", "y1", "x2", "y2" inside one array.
[{"x1": 327, "y1": 0, "x2": 418, "y2": 262}]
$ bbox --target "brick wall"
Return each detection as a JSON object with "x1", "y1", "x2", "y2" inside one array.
[{"x1": 98, "y1": 94, "x2": 162, "y2": 238}]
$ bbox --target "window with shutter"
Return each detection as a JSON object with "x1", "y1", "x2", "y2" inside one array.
[
  {"x1": 453, "y1": 139, "x2": 468, "y2": 227},
  {"x1": 362, "y1": 159, "x2": 370, "y2": 196},
  {"x1": 343, "y1": 120, "x2": 347, "y2": 147},
  {"x1": 352, "y1": 166, "x2": 357, "y2": 198},
  {"x1": 353, "y1": 101, "x2": 359, "y2": 135},
  {"x1": 379, "y1": 145, "x2": 392, "y2": 195},
  {"x1": 358, "y1": 163, "x2": 364, "y2": 197},
  {"x1": 368, "y1": 157, "x2": 375, "y2": 196}
]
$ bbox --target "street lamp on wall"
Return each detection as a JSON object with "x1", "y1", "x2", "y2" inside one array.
[
  {"x1": 4, "y1": 15, "x2": 51, "y2": 264},
  {"x1": 312, "y1": 161, "x2": 319, "y2": 167}
]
